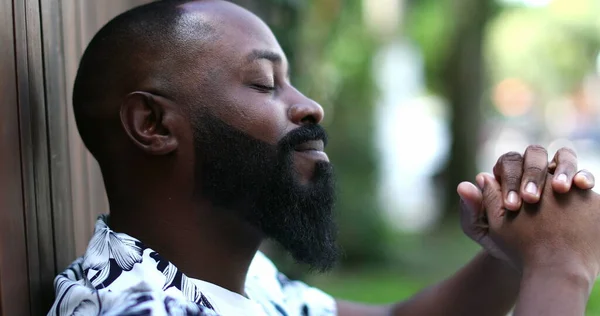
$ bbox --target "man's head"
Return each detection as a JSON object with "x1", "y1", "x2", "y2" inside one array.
[{"x1": 73, "y1": 0, "x2": 338, "y2": 271}]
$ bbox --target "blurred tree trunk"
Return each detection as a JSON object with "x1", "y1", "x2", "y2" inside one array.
[{"x1": 440, "y1": 0, "x2": 493, "y2": 224}]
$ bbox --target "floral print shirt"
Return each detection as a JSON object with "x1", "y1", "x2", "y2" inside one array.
[{"x1": 48, "y1": 215, "x2": 337, "y2": 316}]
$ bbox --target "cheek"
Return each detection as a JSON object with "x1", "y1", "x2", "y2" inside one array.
[{"x1": 216, "y1": 91, "x2": 289, "y2": 144}]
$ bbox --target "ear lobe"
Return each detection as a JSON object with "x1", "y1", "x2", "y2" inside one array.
[{"x1": 120, "y1": 91, "x2": 179, "y2": 155}]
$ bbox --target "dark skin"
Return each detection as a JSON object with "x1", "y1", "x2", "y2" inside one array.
[
  {"x1": 343, "y1": 147, "x2": 595, "y2": 316},
  {"x1": 476, "y1": 171, "x2": 600, "y2": 315},
  {"x1": 108, "y1": 0, "x2": 326, "y2": 295},
  {"x1": 102, "y1": 1, "x2": 596, "y2": 315}
]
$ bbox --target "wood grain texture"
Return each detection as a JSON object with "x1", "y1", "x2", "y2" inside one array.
[
  {"x1": 2, "y1": 1, "x2": 161, "y2": 314},
  {"x1": 0, "y1": 0, "x2": 31, "y2": 314}
]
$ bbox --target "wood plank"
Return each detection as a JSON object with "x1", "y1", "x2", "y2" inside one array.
[
  {"x1": 16, "y1": 0, "x2": 58, "y2": 312},
  {"x1": 0, "y1": 0, "x2": 31, "y2": 314},
  {"x1": 40, "y1": 0, "x2": 77, "y2": 274},
  {"x1": 62, "y1": 0, "x2": 102, "y2": 256}
]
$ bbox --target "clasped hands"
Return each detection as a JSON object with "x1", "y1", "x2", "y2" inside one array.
[{"x1": 458, "y1": 145, "x2": 600, "y2": 288}]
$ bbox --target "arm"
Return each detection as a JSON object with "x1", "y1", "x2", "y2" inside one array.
[
  {"x1": 337, "y1": 146, "x2": 595, "y2": 316},
  {"x1": 336, "y1": 252, "x2": 519, "y2": 316},
  {"x1": 513, "y1": 264, "x2": 593, "y2": 316}
]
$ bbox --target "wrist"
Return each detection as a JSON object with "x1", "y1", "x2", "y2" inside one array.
[
  {"x1": 525, "y1": 249, "x2": 598, "y2": 290},
  {"x1": 523, "y1": 262, "x2": 596, "y2": 296},
  {"x1": 515, "y1": 263, "x2": 594, "y2": 316},
  {"x1": 480, "y1": 251, "x2": 522, "y2": 276}
]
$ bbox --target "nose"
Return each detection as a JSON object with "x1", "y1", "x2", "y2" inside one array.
[{"x1": 287, "y1": 93, "x2": 325, "y2": 125}]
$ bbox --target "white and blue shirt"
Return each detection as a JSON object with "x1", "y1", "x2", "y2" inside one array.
[{"x1": 48, "y1": 215, "x2": 337, "y2": 316}]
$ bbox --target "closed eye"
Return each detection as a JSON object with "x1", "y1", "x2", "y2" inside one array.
[{"x1": 251, "y1": 84, "x2": 276, "y2": 93}]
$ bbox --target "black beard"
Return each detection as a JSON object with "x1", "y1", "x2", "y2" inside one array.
[{"x1": 192, "y1": 113, "x2": 339, "y2": 272}]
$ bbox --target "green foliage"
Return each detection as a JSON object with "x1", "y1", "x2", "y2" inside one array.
[
  {"x1": 315, "y1": 270, "x2": 600, "y2": 315},
  {"x1": 587, "y1": 284, "x2": 600, "y2": 315},
  {"x1": 310, "y1": 228, "x2": 480, "y2": 303},
  {"x1": 404, "y1": 0, "x2": 454, "y2": 94},
  {"x1": 312, "y1": 271, "x2": 425, "y2": 304},
  {"x1": 486, "y1": 7, "x2": 600, "y2": 98}
]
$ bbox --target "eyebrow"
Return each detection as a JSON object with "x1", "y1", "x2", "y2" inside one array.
[
  {"x1": 246, "y1": 49, "x2": 291, "y2": 79},
  {"x1": 247, "y1": 49, "x2": 282, "y2": 63}
]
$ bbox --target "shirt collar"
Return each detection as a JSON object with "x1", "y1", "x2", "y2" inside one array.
[{"x1": 81, "y1": 215, "x2": 215, "y2": 309}]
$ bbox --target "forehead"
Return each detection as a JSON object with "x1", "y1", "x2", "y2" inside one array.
[{"x1": 178, "y1": 1, "x2": 286, "y2": 64}]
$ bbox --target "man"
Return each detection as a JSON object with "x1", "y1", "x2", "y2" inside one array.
[{"x1": 48, "y1": 0, "x2": 600, "y2": 315}]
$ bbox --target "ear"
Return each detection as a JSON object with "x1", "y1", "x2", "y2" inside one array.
[{"x1": 120, "y1": 91, "x2": 179, "y2": 155}]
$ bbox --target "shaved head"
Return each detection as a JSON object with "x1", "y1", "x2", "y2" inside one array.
[{"x1": 73, "y1": 0, "x2": 216, "y2": 160}]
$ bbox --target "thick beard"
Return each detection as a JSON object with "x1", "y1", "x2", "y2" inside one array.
[{"x1": 192, "y1": 114, "x2": 339, "y2": 271}]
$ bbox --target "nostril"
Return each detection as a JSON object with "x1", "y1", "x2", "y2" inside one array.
[
  {"x1": 301, "y1": 115, "x2": 317, "y2": 125},
  {"x1": 288, "y1": 101, "x2": 324, "y2": 125}
]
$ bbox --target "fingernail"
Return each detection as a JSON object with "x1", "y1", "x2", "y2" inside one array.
[
  {"x1": 507, "y1": 191, "x2": 518, "y2": 205},
  {"x1": 556, "y1": 173, "x2": 568, "y2": 183},
  {"x1": 526, "y1": 182, "x2": 538, "y2": 195},
  {"x1": 476, "y1": 175, "x2": 484, "y2": 189},
  {"x1": 577, "y1": 173, "x2": 592, "y2": 186}
]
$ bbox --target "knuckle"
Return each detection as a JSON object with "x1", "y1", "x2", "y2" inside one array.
[
  {"x1": 557, "y1": 147, "x2": 577, "y2": 159},
  {"x1": 526, "y1": 145, "x2": 548, "y2": 156},
  {"x1": 500, "y1": 153, "x2": 524, "y2": 176},
  {"x1": 502, "y1": 173, "x2": 522, "y2": 186},
  {"x1": 501, "y1": 152, "x2": 523, "y2": 163},
  {"x1": 483, "y1": 190, "x2": 502, "y2": 210},
  {"x1": 524, "y1": 165, "x2": 545, "y2": 176},
  {"x1": 558, "y1": 161, "x2": 577, "y2": 173}
]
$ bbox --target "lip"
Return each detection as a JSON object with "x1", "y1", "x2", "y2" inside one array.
[
  {"x1": 293, "y1": 140, "x2": 329, "y2": 162},
  {"x1": 294, "y1": 140, "x2": 325, "y2": 152},
  {"x1": 293, "y1": 149, "x2": 329, "y2": 162}
]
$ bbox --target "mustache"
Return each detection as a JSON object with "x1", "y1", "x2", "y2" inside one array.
[{"x1": 278, "y1": 124, "x2": 328, "y2": 150}]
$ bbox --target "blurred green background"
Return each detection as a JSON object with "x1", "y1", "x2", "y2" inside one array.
[{"x1": 237, "y1": 0, "x2": 600, "y2": 314}]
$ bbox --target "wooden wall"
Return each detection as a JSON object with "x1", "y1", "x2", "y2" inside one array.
[{"x1": 0, "y1": 1, "x2": 151, "y2": 314}]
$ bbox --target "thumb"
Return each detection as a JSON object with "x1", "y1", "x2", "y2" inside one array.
[
  {"x1": 457, "y1": 181, "x2": 482, "y2": 212},
  {"x1": 480, "y1": 172, "x2": 505, "y2": 230},
  {"x1": 457, "y1": 181, "x2": 486, "y2": 239}
]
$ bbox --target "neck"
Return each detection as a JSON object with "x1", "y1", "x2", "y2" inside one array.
[{"x1": 109, "y1": 198, "x2": 263, "y2": 295}]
